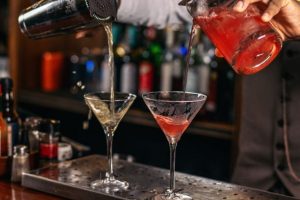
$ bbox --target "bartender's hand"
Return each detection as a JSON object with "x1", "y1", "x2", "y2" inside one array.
[
  {"x1": 215, "y1": 0, "x2": 300, "y2": 57},
  {"x1": 234, "y1": 0, "x2": 300, "y2": 40}
]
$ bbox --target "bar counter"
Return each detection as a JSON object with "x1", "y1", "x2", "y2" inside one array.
[{"x1": 0, "y1": 180, "x2": 62, "y2": 200}]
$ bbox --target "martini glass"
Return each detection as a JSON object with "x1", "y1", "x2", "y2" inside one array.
[
  {"x1": 84, "y1": 92, "x2": 136, "y2": 192},
  {"x1": 143, "y1": 91, "x2": 207, "y2": 200}
]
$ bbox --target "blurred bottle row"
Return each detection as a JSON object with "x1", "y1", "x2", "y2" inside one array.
[{"x1": 39, "y1": 24, "x2": 235, "y2": 123}]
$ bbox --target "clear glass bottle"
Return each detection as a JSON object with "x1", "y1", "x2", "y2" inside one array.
[
  {"x1": 11, "y1": 145, "x2": 30, "y2": 183},
  {"x1": 39, "y1": 119, "x2": 60, "y2": 167}
]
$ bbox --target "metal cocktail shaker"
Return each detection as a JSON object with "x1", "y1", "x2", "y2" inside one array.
[{"x1": 18, "y1": 0, "x2": 118, "y2": 39}]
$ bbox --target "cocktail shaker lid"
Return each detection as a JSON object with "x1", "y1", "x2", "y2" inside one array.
[{"x1": 85, "y1": 0, "x2": 117, "y2": 21}]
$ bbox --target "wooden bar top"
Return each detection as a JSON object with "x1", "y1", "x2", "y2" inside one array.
[{"x1": 0, "y1": 180, "x2": 64, "y2": 200}]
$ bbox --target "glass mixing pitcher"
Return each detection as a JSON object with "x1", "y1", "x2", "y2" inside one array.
[{"x1": 181, "y1": 0, "x2": 282, "y2": 75}]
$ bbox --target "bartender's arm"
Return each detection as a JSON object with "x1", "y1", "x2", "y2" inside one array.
[
  {"x1": 81, "y1": 0, "x2": 300, "y2": 40},
  {"x1": 116, "y1": 0, "x2": 191, "y2": 28},
  {"x1": 76, "y1": 0, "x2": 191, "y2": 39}
]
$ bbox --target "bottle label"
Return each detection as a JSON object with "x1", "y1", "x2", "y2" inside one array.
[
  {"x1": 121, "y1": 63, "x2": 137, "y2": 93},
  {"x1": 197, "y1": 64, "x2": 210, "y2": 94},
  {"x1": 160, "y1": 62, "x2": 172, "y2": 91},
  {"x1": 186, "y1": 68, "x2": 198, "y2": 92},
  {"x1": 40, "y1": 143, "x2": 58, "y2": 159},
  {"x1": 100, "y1": 59, "x2": 111, "y2": 92}
]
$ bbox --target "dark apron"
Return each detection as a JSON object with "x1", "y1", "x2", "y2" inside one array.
[{"x1": 231, "y1": 41, "x2": 300, "y2": 198}]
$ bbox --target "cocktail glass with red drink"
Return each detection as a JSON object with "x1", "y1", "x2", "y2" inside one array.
[
  {"x1": 143, "y1": 91, "x2": 207, "y2": 200},
  {"x1": 185, "y1": 0, "x2": 282, "y2": 75}
]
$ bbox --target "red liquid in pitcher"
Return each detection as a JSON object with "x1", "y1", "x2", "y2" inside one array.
[{"x1": 194, "y1": 5, "x2": 282, "y2": 75}]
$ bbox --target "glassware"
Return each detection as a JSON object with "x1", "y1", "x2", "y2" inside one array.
[
  {"x1": 38, "y1": 119, "x2": 61, "y2": 168},
  {"x1": 184, "y1": 0, "x2": 282, "y2": 75},
  {"x1": 142, "y1": 91, "x2": 207, "y2": 200},
  {"x1": 39, "y1": 119, "x2": 61, "y2": 162},
  {"x1": 84, "y1": 92, "x2": 136, "y2": 192},
  {"x1": 22, "y1": 117, "x2": 42, "y2": 153},
  {"x1": 11, "y1": 145, "x2": 30, "y2": 183}
]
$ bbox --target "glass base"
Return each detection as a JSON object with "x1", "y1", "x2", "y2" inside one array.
[
  {"x1": 91, "y1": 176, "x2": 129, "y2": 192},
  {"x1": 152, "y1": 190, "x2": 192, "y2": 200}
]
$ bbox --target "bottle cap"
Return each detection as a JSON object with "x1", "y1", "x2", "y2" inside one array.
[{"x1": 14, "y1": 145, "x2": 28, "y2": 156}]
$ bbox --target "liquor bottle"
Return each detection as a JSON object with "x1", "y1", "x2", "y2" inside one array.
[
  {"x1": 39, "y1": 119, "x2": 60, "y2": 167},
  {"x1": 172, "y1": 29, "x2": 189, "y2": 91},
  {"x1": 18, "y1": 0, "x2": 117, "y2": 39},
  {"x1": 0, "y1": 95, "x2": 7, "y2": 156},
  {"x1": 120, "y1": 55, "x2": 137, "y2": 93},
  {"x1": 138, "y1": 27, "x2": 155, "y2": 94},
  {"x1": 138, "y1": 56, "x2": 154, "y2": 94},
  {"x1": 196, "y1": 44, "x2": 210, "y2": 95},
  {"x1": 99, "y1": 54, "x2": 111, "y2": 92},
  {"x1": 160, "y1": 52, "x2": 173, "y2": 91},
  {"x1": 1, "y1": 78, "x2": 19, "y2": 156},
  {"x1": 172, "y1": 56, "x2": 183, "y2": 91},
  {"x1": 148, "y1": 29, "x2": 163, "y2": 91},
  {"x1": 118, "y1": 25, "x2": 137, "y2": 93},
  {"x1": 172, "y1": 43, "x2": 187, "y2": 91},
  {"x1": 186, "y1": 49, "x2": 198, "y2": 92},
  {"x1": 205, "y1": 57, "x2": 218, "y2": 121},
  {"x1": 160, "y1": 28, "x2": 174, "y2": 91}
]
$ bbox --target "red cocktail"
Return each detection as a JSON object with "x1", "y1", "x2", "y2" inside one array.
[
  {"x1": 155, "y1": 115, "x2": 189, "y2": 139},
  {"x1": 143, "y1": 91, "x2": 207, "y2": 199},
  {"x1": 192, "y1": 2, "x2": 282, "y2": 75}
]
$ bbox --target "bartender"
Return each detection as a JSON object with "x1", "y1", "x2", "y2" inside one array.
[
  {"x1": 226, "y1": 0, "x2": 300, "y2": 197},
  {"x1": 110, "y1": 0, "x2": 300, "y2": 197}
]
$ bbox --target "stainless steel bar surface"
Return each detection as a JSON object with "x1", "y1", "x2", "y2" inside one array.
[{"x1": 22, "y1": 155, "x2": 298, "y2": 200}]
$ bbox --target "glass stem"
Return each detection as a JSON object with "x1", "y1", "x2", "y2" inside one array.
[
  {"x1": 106, "y1": 133, "x2": 114, "y2": 179},
  {"x1": 169, "y1": 142, "x2": 177, "y2": 193}
]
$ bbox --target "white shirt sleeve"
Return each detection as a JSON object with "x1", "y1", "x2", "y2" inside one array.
[{"x1": 116, "y1": 0, "x2": 192, "y2": 29}]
